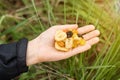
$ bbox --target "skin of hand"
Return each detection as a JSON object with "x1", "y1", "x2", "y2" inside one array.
[{"x1": 26, "y1": 24, "x2": 100, "y2": 66}]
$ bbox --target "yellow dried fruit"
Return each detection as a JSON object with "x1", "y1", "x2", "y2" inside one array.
[
  {"x1": 55, "y1": 30, "x2": 67, "y2": 41},
  {"x1": 79, "y1": 39, "x2": 86, "y2": 45},
  {"x1": 73, "y1": 40, "x2": 79, "y2": 48},
  {"x1": 72, "y1": 33, "x2": 79, "y2": 40},
  {"x1": 72, "y1": 29, "x2": 78, "y2": 34},
  {"x1": 73, "y1": 37, "x2": 82, "y2": 48},
  {"x1": 57, "y1": 41, "x2": 65, "y2": 47}
]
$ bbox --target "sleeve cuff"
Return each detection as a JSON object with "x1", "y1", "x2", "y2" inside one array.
[{"x1": 16, "y1": 38, "x2": 28, "y2": 74}]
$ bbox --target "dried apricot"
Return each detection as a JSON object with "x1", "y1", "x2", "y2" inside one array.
[{"x1": 57, "y1": 41, "x2": 65, "y2": 47}]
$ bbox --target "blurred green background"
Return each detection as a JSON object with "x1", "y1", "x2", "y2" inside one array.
[{"x1": 0, "y1": 0, "x2": 120, "y2": 80}]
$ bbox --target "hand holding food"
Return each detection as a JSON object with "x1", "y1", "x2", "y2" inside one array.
[
  {"x1": 27, "y1": 24, "x2": 100, "y2": 64},
  {"x1": 55, "y1": 29, "x2": 86, "y2": 51}
]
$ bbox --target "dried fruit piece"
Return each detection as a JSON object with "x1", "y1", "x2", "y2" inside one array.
[
  {"x1": 65, "y1": 38, "x2": 73, "y2": 49},
  {"x1": 72, "y1": 33, "x2": 79, "y2": 40},
  {"x1": 73, "y1": 40, "x2": 79, "y2": 48},
  {"x1": 72, "y1": 29, "x2": 78, "y2": 34},
  {"x1": 73, "y1": 37, "x2": 82, "y2": 48},
  {"x1": 55, "y1": 42, "x2": 68, "y2": 51},
  {"x1": 66, "y1": 31, "x2": 73, "y2": 38},
  {"x1": 55, "y1": 30, "x2": 67, "y2": 41},
  {"x1": 79, "y1": 39, "x2": 86, "y2": 45},
  {"x1": 57, "y1": 41, "x2": 65, "y2": 47}
]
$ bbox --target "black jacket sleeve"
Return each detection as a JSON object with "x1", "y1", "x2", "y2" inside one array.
[{"x1": 0, "y1": 38, "x2": 28, "y2": 80}]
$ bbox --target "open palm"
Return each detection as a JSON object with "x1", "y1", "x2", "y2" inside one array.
[{"x1": 28, "y1": 24, "x2": 100, "y2": 64}]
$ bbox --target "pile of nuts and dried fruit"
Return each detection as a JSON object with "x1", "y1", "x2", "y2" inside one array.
[{"x1": 54, "y1": 29, "x2": 86, "y2": 51}]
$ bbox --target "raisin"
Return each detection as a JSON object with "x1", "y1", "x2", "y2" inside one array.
[{"x1": 66, "y1": 31, "x2": 73, "y2": 38}]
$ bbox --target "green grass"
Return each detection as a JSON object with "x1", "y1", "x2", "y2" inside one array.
[{"x1": 0, "y1": 0, "x2": 120, "y2": 80}]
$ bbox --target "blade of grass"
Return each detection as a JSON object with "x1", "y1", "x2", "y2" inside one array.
[{"x1": 31, "y1": 0, "x2": 45, "y2": 31}]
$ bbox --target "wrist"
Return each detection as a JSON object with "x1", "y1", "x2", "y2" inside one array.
[{"x1": 26, "y1": 39, "x2": 39, "y2": 66}]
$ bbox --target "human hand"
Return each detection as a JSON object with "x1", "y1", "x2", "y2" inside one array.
[{"x1": 26, "y1": 24, "x2": 100, "y2": 66}]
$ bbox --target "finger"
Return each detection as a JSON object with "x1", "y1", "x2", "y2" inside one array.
[
  {"x1": 54, "y1": 24, "x2": 78, "y2": 30},
  {"x1": 83, "y1": 30, "x2": 100, "y2": 40},
  {"x1": 65, "y1": 44, "x2": 91, "y2": 58},
  {"x1": 86, "y1": 37, "x2": 99, "y2": 46},
  {"x1": 77, "y1": 25, "x2": 95, "y2": 34}
]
